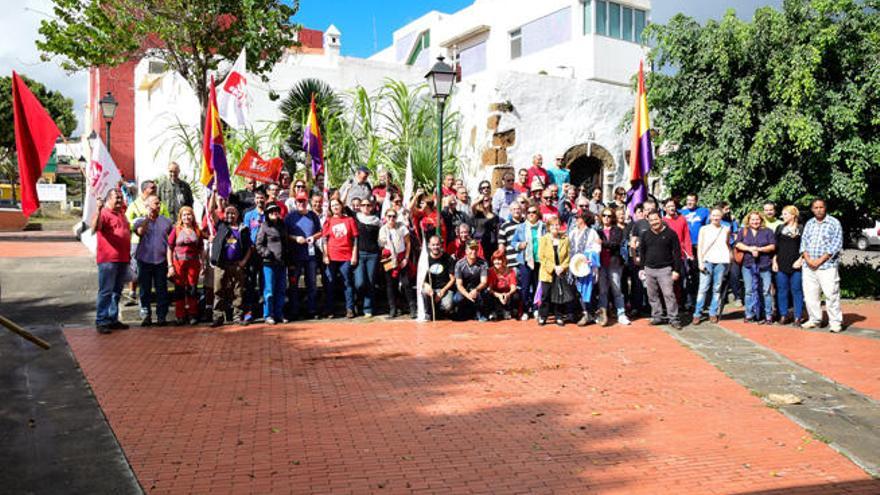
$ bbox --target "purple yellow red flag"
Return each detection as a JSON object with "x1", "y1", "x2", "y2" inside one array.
[
  {"x1": 199, "y1": 76, "x2": 231, "y2": 198},
  {"x1": 303, "y1": 93, "x2": 324, "y2": 177},
  {"x1": 626, "y1": 61, "x2": 653, "y2": 218}
]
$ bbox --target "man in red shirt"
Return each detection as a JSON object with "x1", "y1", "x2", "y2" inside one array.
[
  {"x1": 662, "y1": 197, "x2": 694, "y2": 307},
  {"x1": 91, "y1": 188, "x2": 132, "y2": 334},
  {"x1": 525, "y1": 154, "x2": 549, "y2": 192}
]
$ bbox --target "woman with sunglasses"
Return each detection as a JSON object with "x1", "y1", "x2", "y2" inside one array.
[
  {"x1": 379, "y1": 208, "x2": 417, "y2": 318},
  {"x1": 511, "y1": 203, "x2": 545, "y2": 320},
  {"x1": 596, "y1": 207, "x2": 630, "y2": 326},
  {"x1": 285, "y1": 179, "x2": 309, "y2": 213},
  {"x1": 353, "y1": 198, "x2": 382, "y2": 317},
  {"x1": 471, "y1": 195, "x2": 499, "y2": 258}
]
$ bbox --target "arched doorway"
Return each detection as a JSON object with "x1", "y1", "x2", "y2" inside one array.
[{"x1": 562, "y1": 143, "x2": 615, "y2": 193}]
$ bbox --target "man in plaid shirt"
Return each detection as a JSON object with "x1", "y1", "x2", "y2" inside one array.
[{"x1": 800, "y1": 198, "x2": 844, "y2": 332}]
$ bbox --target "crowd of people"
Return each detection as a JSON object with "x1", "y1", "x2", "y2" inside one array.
[{"x1": 90, "y1": 155, "x2": 845, "y2": 335}]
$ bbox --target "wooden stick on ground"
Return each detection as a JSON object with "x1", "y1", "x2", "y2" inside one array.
[{"x1": 0, "y1": 315, "x2": 51, "y2": 350}]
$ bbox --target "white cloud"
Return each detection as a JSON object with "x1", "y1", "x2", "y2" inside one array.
[{"x1": 0, "y1": 0, "x2": 87, "y2": 135}]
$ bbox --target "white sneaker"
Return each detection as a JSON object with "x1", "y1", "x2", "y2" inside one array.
[
  {"x1": 829, "y1": 323, "x2": 842, "y2": 333},
  {"x1": 801, "y1": 321, "x2": 818, "y2": 329},
  {"x1": 618, "y1": 314, "x2": 631, "y2": 326},
  {"x1": 534, "y1": 310, "x2": 540, "y2": 319},
  {"x1": 265, "y1": 317, "x2": 276, "y2": 325},
  {"x1": 520, "y1": 313, "x2": 529, "y2": 321}
]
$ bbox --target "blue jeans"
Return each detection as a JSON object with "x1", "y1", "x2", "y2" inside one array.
[
  {"x1": 137, "y1": 260, "x2": 169, "y2": 321},
  {"x1": 775, "y1": 270, "x2": 804, "y2": 320},
  {"x1": 354, "y1": 252, "x2": 379, "y2": 314},
  {"x1": 518, "y1": 262, "x2": 540, "y2": 313},
  {"x1": 694, "y1": 262, "x2": 728, "y2": 317},
  {"x1": 453, "y1": 290, "x2": 486, "y2": 320},
  {"x1": 597, "y1": 265, "x2": 625, "y2": 316},
  {"x1": 262, "y1": 264, "x2": 287, "y2": 320},
  {"x1": 289, "y1": 259, "x2": 318, "y2": 316},
  {"x1": 742, "y1": 266, "x2": 772, "y2": 320},
  {"x1": 326, "y1": 260, "x2": 355, "y2": 312},
  {"x1": 96, "y1": 262, "x2": 128, "y2": 326}
]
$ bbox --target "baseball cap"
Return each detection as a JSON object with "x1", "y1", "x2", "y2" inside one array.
[{"x1": 265, "y1": 204, "x2": 281, "y2": 214}]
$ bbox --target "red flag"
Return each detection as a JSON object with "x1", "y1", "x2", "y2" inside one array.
[{"x1": 11, "y1": 71, "x2": 61, "y2": 217}]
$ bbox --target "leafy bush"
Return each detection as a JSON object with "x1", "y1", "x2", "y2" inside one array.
[{"x1": 839, "y1": 261, "x2": 880, "y2": 299}]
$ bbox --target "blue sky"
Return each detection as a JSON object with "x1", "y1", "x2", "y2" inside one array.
[{"x1": 293, "y1": 0, "x2": 784, "y2": 58}]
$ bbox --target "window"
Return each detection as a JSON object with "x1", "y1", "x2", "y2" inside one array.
[
  {"x1": 510, "y1": 29, "x2": 522, "y2": 59},
  {"x1": 622, "y1": 7, "x2": 633, "y2": 41},
  {"x1": 583, "y1": 0, "x2": 592, "y2": 35},
  {"x1": 148, "y1": 61, "x2": 167, "y2": 74},
  {"x1": 635, "y1": 9, "x2": 646, "y2": 43},
  {"x1": 459, "y1": 40, "x2": 487, "y2": 77},
  {"x1": 596, "y1": 0, "x2": 607, "y2": 36},
  {"x1": 609, "y1": 2, "x2": 621, "y2": 38},
  {"x1": 405, "y1": 30, "x2": 431, "y2": 66}
]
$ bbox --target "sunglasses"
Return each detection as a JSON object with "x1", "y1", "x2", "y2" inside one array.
[
  {"x1": 480, "y1": 186, "x2": 490, "y2": 190},
  {"x1": 527, "y1": 210, "x2": 538, "y2": 214},
  {"x1": 386, "y1": 214, "x2": 397, "y2": 218},
  {"x1": 295, "y1": 185, "x2": 305, "y2": 189},
  {"x1": 542, "y1": 197, "x2": 552, "y2": 201},
  {"x1": 602, "y1": 214, "x2": 613, "y2": 218}
]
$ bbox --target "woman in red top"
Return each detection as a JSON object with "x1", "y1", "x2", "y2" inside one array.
[
  {"x1": 322, "y1": 198, "x2": 359, "y2": 318},
  {"x1": 486, "y1": 250, "x2": 520, "y2": 321},
  {"x1": 168, "y1": 206, "x2": 204, "y2": 325}
]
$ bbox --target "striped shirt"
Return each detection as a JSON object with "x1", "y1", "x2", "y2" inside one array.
[
  {"x1": 500, "y1": 218, "x2": 524, "y2": 267},
  {"x1": 800, "y1": 215, "x2": 843, "y2": 269}
]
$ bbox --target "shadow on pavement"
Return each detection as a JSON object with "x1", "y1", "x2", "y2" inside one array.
[{"x1": 65, "y1": 323, "x2": 649, "y2": 493}]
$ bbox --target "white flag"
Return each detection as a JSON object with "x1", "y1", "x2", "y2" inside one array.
[
  {"x1": 403, "y1": 150, "x2": 414, "y2": 211},
  {"x1": 80, "y1": 136, "x2": 123, "y2": 254},
  {"x1": 415, "y1": 237, "x2": 429, "y2": 321},
  {"x1": 217, "y1": 48, "x2": 250, "y2": 129}
]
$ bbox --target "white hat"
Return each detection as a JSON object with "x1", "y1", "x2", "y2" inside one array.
[{"x1": 570, "y1": 253, "x2": 591, "y2": 278}]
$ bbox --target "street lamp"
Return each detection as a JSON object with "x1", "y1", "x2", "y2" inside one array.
[
  {"x1": 424, "y1": 56, "x2": 456, "y2": 237},
  {"x1": 98, "y1": 91, "x2": 118, "y2": 149}
]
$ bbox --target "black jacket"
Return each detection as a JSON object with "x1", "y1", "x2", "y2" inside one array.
[
  {"x1": 638, "y1": 226, "x2": 682, "y2": 273},
  {"x1": 256, "y1": 220, "x2": 289, "y2": 266},
  {"x1": 597, "y1": 225, "x2": 625, "y2": 267},
  {"x1": 210, "y1": 221, "x2": 251, "y2": 267}
]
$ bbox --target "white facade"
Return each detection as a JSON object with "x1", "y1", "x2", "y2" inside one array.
[
  {"x1": 132, "y1": 31, "x2": 421, "y2": 185},
  {"x1": 371, "y1": 0, "x2": 651, "y2": 196}
]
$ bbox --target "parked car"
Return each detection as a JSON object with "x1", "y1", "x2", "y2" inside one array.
[{"x1": 854, "y1": 220, "x2": 880, "y2": 251}]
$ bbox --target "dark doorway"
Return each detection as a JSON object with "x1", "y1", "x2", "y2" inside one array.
[{"x1": 570, "y1": 156, "x2": 603, "y2": 193}]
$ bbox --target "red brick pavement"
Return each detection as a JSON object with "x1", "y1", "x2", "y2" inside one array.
[
  {"x1": 719, "y1": 302, "x2": 880, "y2": 401},
  {"x1": 0, "y1": 240, "x2": 89, "y2": 258},
  {"x1": 65, "y1": 320, "x2": 878, "y2": 495}
]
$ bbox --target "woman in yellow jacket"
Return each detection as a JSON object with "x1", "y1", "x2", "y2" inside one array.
[{"x1": 537, "y1": 216, "x2": 576, "y2": 326}]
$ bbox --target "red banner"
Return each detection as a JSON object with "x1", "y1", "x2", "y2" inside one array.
[{"x1": 235, "y1": 148, "x2": 283, "y2": 183}]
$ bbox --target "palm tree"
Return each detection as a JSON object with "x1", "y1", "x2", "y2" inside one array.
[{"x1": 277, "y1": 78, "x2": 343, "y2": 178}]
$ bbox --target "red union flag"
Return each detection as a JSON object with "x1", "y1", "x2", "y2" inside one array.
[
  {"x1": 235, "y1": 148, "x2": 283, "y2": 183},
  {"x1": 217, "y1": 48, "x2": 249, "y2": 129}
]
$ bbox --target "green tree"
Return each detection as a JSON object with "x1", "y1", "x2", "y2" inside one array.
[
  {"x1": 0, "y1": 73, "x2": 78, "y2": 183},
  {"x1": 644, "y1": 0, "x2": 880, "y2": 222},
  {"x1": 36, "y1": 0, "x2": 300, "y2": 115}
]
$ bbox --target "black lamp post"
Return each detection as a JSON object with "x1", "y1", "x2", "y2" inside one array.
[
  {"x1": 424, "y1": 56, "x2": 456, "y2": 237},
  {"x1": 98, "y1": 91, "x2": 118, "y2": 149}
]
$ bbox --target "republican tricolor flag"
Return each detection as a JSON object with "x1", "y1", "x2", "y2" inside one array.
[
  {"x1": 302, "y1": 93, "x2": 324, "y2": 178},
  {"x1": 199, "y1": 76, "x2": 231, "y2": 198},
  {"x1": 626, "y1": 61, "x2": 653, "y2": 218}
]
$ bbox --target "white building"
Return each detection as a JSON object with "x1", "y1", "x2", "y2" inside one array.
[
  {"x1": 87, "y1": 0, "x2": 652, "y2": 198},
  {"x1": 371, "y1": 0, "x2": 652, "y2": 196}
]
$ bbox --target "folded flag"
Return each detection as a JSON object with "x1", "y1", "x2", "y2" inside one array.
[
  {"x1": 199, "y1": 76, "x2": 231, "y2": 198},
  {"x1": 626, "y1": 61, "x2": 653, "y2": 218}
]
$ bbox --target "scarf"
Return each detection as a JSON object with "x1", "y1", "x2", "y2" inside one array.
[
  {"x1": 356, "y1": 212, "x2": 381, "y2": 226},
  {"x1": 523, "y1": 219, "x2": 541, "y2": 268}
]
